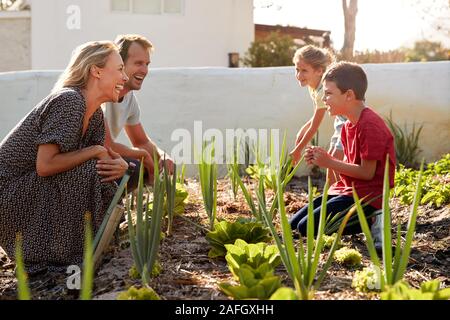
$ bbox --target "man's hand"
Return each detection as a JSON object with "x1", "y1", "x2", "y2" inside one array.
[
  {"x1": 159, "y1": 154, "x2": 175, "y2": 175},
  {"x1": 305, "y1": 146, "x2": 333, "y2": 168},
  {"x1": 96, "y1": 148, "x2": 129, "y2": 182}
]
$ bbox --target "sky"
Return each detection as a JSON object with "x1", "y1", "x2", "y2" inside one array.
[{"x1": 254, "y1": 0, "x2": 450, "y2": 52}]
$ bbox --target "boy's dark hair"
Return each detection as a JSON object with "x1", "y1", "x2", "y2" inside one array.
[
  {"x1": 114, "y1": 34, "x2": 153, "y2": 63},
  {"x1": 323, "y1": 61, "x2": 368, "y2": 100}
]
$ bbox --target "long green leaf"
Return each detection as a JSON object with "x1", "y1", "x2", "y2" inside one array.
[
  {"x1": 15, "y1": 234, "x2": 31, "y2": 300},
  {"x1": 382, "y1": 156, "x2": 393, "y2": 284},
  {"x1": 80, "y1": 213, "x2": 94, "y2": 300},
  {"x1": 394, "y1": 161, "x2": 424, "y2": 283}
]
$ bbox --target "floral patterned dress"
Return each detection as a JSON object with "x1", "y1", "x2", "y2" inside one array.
[{"x1": 0, "y1": 87, "x2": 116, "y2": 273}]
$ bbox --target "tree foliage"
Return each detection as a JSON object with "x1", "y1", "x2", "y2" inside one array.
[
  {"x1": 0, "y1": 0, "x2": 19, "y2": 10},
  {"x1": 404, "y1": 40, "x2": 449, "y2": 62},
  {"x1": 242, "y1": 31, "x2": 300, "y2": 68}
]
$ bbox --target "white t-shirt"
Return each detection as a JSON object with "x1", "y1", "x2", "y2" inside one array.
[{"x1": 102, "y1": 91, "x2": 141, "y2": 140}]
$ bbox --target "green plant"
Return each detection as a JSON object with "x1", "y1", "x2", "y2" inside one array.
[
  {"x1": 198, "y1": 139, "x2": 218, "y2": 230},
  {"x1": 117, "y1": 285, "x2": 161, "y2": 300},
  {"x1": 269, "y1": 287, "x2": 299, "y2": 300},
  {"x1": 333, "y1": 247, "x2": 362, "y2": 267},
  {"x1": 381, "y1": 280, "x2": 450, "y2": 300},
  {"x1": 260, "y1": 177, "x2": 353, "y2": 300},
  {"x1": 205, "y1": 220, "x2": 271, "y2": 258},
  {"x1": 219, "y1": 264, "x2": 281, "y2": 300},
  {"x1": 129, "y1": 260, "x2": 162, "y2": 280},
  {"x1": 14, "y1": 234, "x2": 30, "y2": 300},
  {"x1": 226, "y1": 137, "x2": 241, "y2": 200},
  {"x1": 394, "y1": 154, "x2": 450, "y2": 208},
  {"x1": 354, "y1": 156, "x2": 424, "y2": 290},
  {"x1": 237, "y1": 133, "x2": 301, "y2": 221},
  {"x1": 176, "y1": 163, "x2": 186, "y2": 184},
  {"x1": 352, "y1": 266, "x2": 383, "y2": 293},
  {"x1": 163, "y1": 161, "x2": 177, "y2": 236},
  {"x1": 127, "y1": 153, "x2": 165, "y2": 285},
  {"x1": 224, "y1": 239, "x2": 280, "y2": 280},
  {"x1": 322, "y1": 233, "x2": 339, "y2": 249},
  {"x1": 80, "y1": 213, "x2": 94, "y2": 300},
  {"x1": 385, "y1": 113, "x2": 423, "y2": 168}
]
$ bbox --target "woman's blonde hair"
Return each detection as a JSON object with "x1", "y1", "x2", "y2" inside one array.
[
  {"x1": 52, "y1": 40, "x2": 119, "y2": 93},
  {"x1": 293, "y1": 45, "x2": 336, "y2": 73}
]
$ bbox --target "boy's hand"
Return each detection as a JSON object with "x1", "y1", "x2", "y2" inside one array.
[{"x1": 305, "y1": 146, "x2": 333, "y2": 168}]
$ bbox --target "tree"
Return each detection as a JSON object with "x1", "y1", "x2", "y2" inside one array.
[
  {"x1": 404, "y1": 40, "x2": 449, "y2": 62},
  {"x1": 242, "y1": 31, "x2": 300, "y2": 67},
  {"x1": 341, "y1": 0, "x2": 358, "y2": 60}
]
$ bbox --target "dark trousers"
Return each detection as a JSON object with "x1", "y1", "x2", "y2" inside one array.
[
  {"x1": 289, "y1": 194, "x2": 376, "y2": 236},
  {"x1": 116, "y1": 158, "x2": 148, "y2": 193}
]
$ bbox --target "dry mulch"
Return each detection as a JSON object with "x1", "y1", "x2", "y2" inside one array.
[{"x1": 0, "y1": 177, "x2": 449, "y2": 300}]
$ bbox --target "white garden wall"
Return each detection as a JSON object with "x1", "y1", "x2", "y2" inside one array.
[{"x1": 1, "y1": 62, "x2": 449, "y2": 177}]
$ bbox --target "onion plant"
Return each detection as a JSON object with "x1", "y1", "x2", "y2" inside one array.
[
  {"x1": 198, "y1": 139, "x2": 218, "y2": 230},
  {"x1": 80, "y1": 213, "x2": 94, "y2": 300},
  {"x1": 353, "y1": 156, "x2": 424, "y2": 289},
  {"x1": 234, "y1": 133, "x2": 301, "y2": 221},
  {"x1": 15, "y1": 234, "x2": 30, "y2": 300},
  {"x1": 127, "y1": 153, "x2": 165, "y2": 285},
  {"x1": 259, "y1": 176, "x2": 353, "y2": 299},
  {"x1": 163, "y1": 158, "x2": 177, "y2": 236},
  {"x1": 226, "y1": 137, "x2": 241, "y2": 200}
]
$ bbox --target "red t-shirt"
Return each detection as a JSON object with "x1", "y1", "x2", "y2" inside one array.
[{"x1": 328, "y1": 107, "x2": 396, "y2": 209}]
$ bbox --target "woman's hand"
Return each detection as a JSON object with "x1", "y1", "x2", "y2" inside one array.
[
  {"x1": 159, "y1": 154, "x2": 175, "y2": 175},
  {"x1": 96, "y1": 148, "x2": 129, "y2": 182}
]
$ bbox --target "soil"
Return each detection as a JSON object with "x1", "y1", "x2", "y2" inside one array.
[{"x1": 1, "y1": 177, "x2": 448, "y2": 300}]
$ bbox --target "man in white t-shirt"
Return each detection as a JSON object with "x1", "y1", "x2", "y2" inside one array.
[{"x1": 102, "y1": 34, "x2": 174, "y2": 188}]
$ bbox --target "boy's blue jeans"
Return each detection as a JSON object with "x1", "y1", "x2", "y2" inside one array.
[{"x1": 289, "y1": 194, "x2": 376, "y2": 236}]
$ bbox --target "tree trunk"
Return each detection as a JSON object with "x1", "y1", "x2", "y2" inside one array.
[{"x1": 341, "y1": 0, "x2": 358, "y2": 60}]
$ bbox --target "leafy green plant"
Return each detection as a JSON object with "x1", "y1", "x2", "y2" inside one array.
[
  {"x1": 260, "y1": 177, "x2": 353, "y2": 300},
  {"x1": 224, "y1": 239, "x2": 280, "y2": 280},
  {"x1": 117, "y1": 286, "x2": 161, "y2": 300},
  {"x1": 15, "y1": 234, "x2": 30, "y2": 300},
  {"x1": 205, "y1": 220, "x2": 271, "y2": 258},
  {"x1": 394, "y1": 154, "x2": 450, "y2": 208},
  {"x1": 322, "y1": 233, "x2": 339, "y2": 249},
  {"x1": 198, "y1": 139, "x2": 218, "y2": 230},
  {"x1": 354, "y1": 156, "x2": 424, "y2": 290},
  {"x1": 177, "y1": 163, "x2": 186, "y2": 184},
  {"x1": 269, "y1": 287, "x2": 299, "y2": 300},
  {"x1": 352, "y1": 266, "x2": 383, "y2": 293},
  {"x1": 129, "y1": 260, "x2": 162, "y2": 280},
  {"x1": 385, "y1": 113, "x2": 423, "y2": 168},
  {"x1": 219, "y1": 264, "x2": 281, "y2": 300},
  {"x1": 127, "y1": 153, "x2": 165, "y2": 285},
  {"x1": 333, "y1": 247, "x2": 362, "y2": 267},
  {"x1": 381, "y1": 280, "x2": 450, "y2": 300}
]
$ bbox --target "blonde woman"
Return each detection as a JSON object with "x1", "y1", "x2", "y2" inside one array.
[
  {"x1": 289, "y1": 45, "x2": 345, "y2": 185},
  {"x1": 0, "y1": 41, "x2": 129, "y2": 274}
]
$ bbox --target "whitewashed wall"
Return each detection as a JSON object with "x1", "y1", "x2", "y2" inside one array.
[
  {"x1": 1, "y1": 62, "x2": 449, "y2": 177},
  {"x1": 30, "y1": 0, "x2": 253, "y2": 69}
]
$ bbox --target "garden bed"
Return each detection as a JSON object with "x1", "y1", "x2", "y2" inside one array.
[{"x1": 0, "y1": 177, "x2": 448, "y2": 300}]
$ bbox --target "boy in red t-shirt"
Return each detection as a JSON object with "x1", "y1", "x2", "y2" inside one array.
[{"x1": 289, "y1": 62, "x2": 396, "y2": 237}]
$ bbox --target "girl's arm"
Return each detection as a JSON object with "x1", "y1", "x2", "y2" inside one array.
[
  {"x1": 36, "y1": 144, "x2": 109, "y2": 177},
  {"x1": 290, "y1": 108, "x2": 326, "y2": 164}
]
